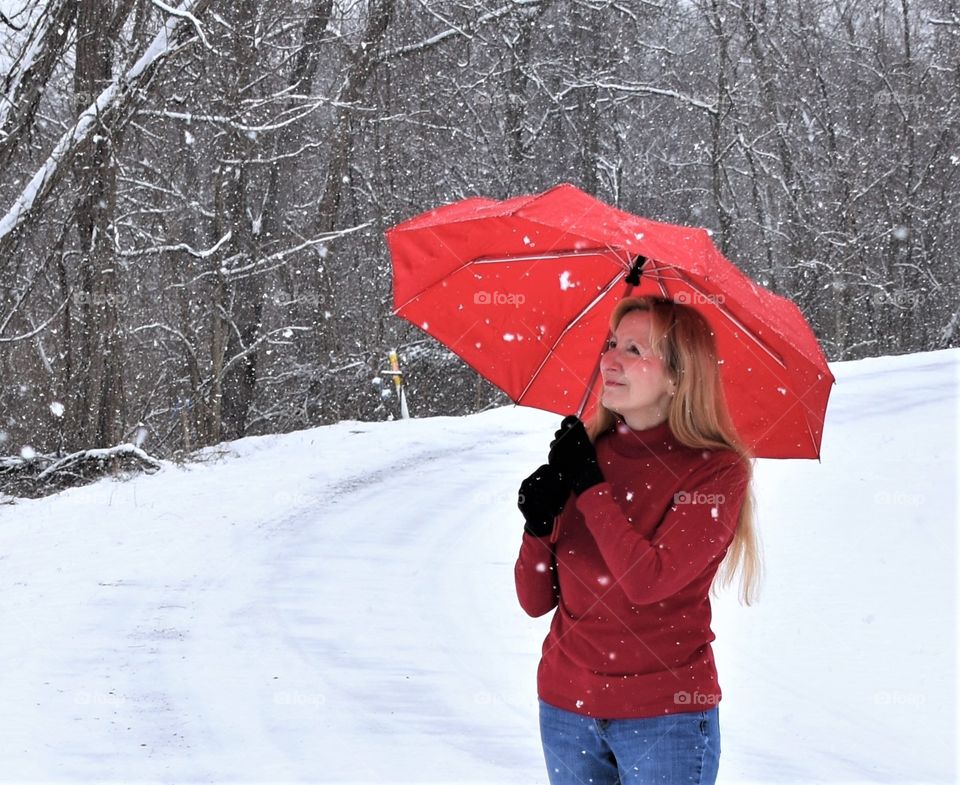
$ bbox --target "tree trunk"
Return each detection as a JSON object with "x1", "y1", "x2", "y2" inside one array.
[
  {"x1": 69, "y1": 0, "x2": 131, "y2": 449},
  {"x1": 214, "y1": 0, "x2": 262, "y2": 442}
]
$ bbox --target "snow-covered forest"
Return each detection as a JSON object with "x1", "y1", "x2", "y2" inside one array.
[{"x1": 1, "y1": 0, "x2": 958, "y2": 468}]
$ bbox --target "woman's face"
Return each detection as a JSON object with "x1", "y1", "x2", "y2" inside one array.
[{"x1": 599, "y1": 309, "x2": 676, "y2": 430}]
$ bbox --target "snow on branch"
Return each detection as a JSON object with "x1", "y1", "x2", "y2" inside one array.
[
  {"x1": 117, "y1": 231, "x2": 232, "y2": 260},
  {"x1": 1, "y1": 443, "x2": 163, "y2": 498},
  {"x1": 149, "y1": 0, "x2": 212, "y2": 51},
  {"x1": 135, "y1": 98, "x2": 345, "y2": 132},
  {"x1": 382, "y1": 0, "x2": 541, "y2": 60},
  {"x1": 219, "y1": 223, "x2": 371, "y2": 279},
  {"x1": 592, "y1": 80, "x2": 718, "y2": 115},
  {"x1": 35, "y1": 444, "x2": 162, "y2": 480},
  {"x1": 0, "y1": 0, "x2": 213, "y2": 255},
  {"x1": 0, "y1": 293, "x2": 69, "y2": 343},
  {"x1": 0, "y1": 2, "x2": 52, "y2": 132}
]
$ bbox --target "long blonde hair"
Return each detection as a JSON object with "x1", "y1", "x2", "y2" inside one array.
[{"x1": 586, "y1": 296, "x2": 763, "y2": 605}]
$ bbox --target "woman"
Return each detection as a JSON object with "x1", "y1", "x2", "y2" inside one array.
[{"x1": 515, "y1": 295, "x2": 761, "y2": 785}]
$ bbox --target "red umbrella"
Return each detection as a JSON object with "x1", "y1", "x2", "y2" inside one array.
[{"x1": 386, "y1": 183, "x2": 834, "y2": 459}]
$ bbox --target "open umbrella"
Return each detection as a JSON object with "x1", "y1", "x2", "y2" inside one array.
[{"x1": 386, "y1": 183, "x2": 834, "y2": 459}]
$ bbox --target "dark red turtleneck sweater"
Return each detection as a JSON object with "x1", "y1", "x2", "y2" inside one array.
[{"x1": 514, "y1": 418, "x2": 750, "y2": 719}]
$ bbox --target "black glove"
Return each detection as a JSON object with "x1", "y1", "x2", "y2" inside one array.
[
  {"x1": 518, "y1": 463, "x2": 570, "y2": 537},
  {"x1": 547, "y1": 415, "x2": 604, "y2": 496}
]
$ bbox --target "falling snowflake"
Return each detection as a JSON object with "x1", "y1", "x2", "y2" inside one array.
[
  {"x1": 559, "y1": 271, "x2": 577, "y2": 291},
  {"x1": 49, "y1": 402, "x2": 65, "y2": 418}
]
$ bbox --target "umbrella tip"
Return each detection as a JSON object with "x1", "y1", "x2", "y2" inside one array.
[{"x1": 625, "y1": 255, "x2": 647, "y2": 286}]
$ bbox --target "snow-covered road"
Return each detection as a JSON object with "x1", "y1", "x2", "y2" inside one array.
[{"x1": 1, "y1": 348, "x2": 956, "y2": 783}]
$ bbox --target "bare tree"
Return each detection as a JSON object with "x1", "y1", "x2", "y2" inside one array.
[{"x1": 1, "y1": 0, "x2": 957, "y2": 478}]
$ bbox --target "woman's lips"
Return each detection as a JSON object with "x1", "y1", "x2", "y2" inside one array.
[{"x1": 603, "y1": 380, "x2": 625, "y2": 387}]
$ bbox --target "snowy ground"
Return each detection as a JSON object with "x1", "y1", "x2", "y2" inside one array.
[{"x1": 0, "y1": 348, "x2": 957, "y2": 784}]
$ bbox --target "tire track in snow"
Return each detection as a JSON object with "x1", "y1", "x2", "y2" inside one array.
[{"x1": 241, "y1": 430, "x2": 545, "y2": 780}]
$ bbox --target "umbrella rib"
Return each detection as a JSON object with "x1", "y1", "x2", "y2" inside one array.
[
  {"x1": 644, "y1": 257, "x2": 672, "y2": 298},
  {"x1": 651, "y1": 264, "x2": 830, "y2": 435},
  {"x1": 608, "y1": 258, "x2": 825, "y2": 452},
  {"x1": 745, "y1": 373, "x2": 830, "y2": 458},
  {"x1": 516, "y1": 272, "x2": 628, "y2": 404},
  {"x1": 661, "y1": 263, "x2": 788, "y2": 369},
  {"x1": 393, "y1": 247, "x2": 629, "y2": 315},
  {"x1": 803, "y1": 408, "x2": 823, "y2": 462},
  {"x1": 472, "y1": 248, "x2": 631, "y2": 265},
  {"x1": 656, "y1": 261, "x2": 831, "y2": 438}
]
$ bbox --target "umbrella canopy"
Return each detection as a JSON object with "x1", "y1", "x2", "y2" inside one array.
[{"x1": 387, "y1": 183, "x2": 834, "y2": 459}]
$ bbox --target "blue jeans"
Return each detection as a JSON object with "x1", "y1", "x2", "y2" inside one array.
[{"x1": 538, "y1": 698, "x2": 720, "y2": 785}]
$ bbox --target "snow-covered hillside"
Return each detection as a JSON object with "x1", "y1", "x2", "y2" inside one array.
[{"x1": 0, "y1": 348, "x2": 957, "y2": 784}]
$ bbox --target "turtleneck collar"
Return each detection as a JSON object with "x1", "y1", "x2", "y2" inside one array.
[{"x1": 600, "y1": 417, "x2": 679, "y2": 458}]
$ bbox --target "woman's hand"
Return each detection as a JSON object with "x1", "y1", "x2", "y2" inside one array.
[
  {"x1": 548, "y1": 415, "x2": 605, "y2": 495},
  {"x1": 518, "y1": 463, "x2": 569, "y2": 537}
]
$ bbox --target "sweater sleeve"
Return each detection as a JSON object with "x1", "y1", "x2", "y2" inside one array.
[
  {"x1": 514, "y1": 530, "x2": 560, "y2": 618},
  {"x1": 575, "y1": 453, "x2": 749, "y2": 605}
]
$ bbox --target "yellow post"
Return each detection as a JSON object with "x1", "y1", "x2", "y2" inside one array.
[{"x1": 387, "y1": 349, "x2": 409, "y2": 419}]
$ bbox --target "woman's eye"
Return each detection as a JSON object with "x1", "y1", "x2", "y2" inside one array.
[{"x1": 605, "y1": 340, "x2": 646, "y2": 354}]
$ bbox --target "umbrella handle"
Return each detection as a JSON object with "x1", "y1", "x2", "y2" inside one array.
[{"x1": 575, "y1": 264, "x2": 643, "y2": 419}]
